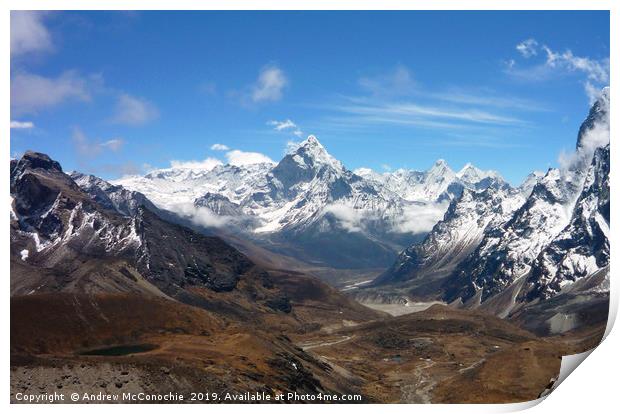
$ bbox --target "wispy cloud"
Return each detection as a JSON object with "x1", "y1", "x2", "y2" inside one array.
[
  {"x1": 72, "y1": 127, "x2": 124, "y2": 158},
  {"x1": 506, "y1": 39, "x2": 609, "y2": 103},
  {"x1": 309, "y1": 64, "x2": 535, "y2": 140},
  {"x1": 11, "y1": 11, "x2": 53, "y2": 56},
  {"x1": 431, "y1": 134, "x2": 529, "y2": 149},
  {"x1": 333, "y1": 99, "x2": 525, "y2": 126},
  {"x1": 210, "y1": 143, "x2": 230, "y2": 151},
  {"x1": 358, "y1": 64, "x2": 415, "y2": 96},
  {"x1": 268, "y1": 119, "x2": 304, "y2": 137},
  {"x1": 431, "y1": 88, "x2": 549, "y2": 112},
  {"x1": 250, "y1": 65, "x2": 288, "y2": 103},
  {"x1": 99, "y1": 139, "x2": 124, "y2": 151},
  {"x1": 11, "y1": 70, "x2": 94, "y2": 115},
  {"x1": 542, "y1": 46, "x2": 609, "y2": 83},
  {"x1": 269, "y1": 119, "x2": 296, "y2": 131},
  {"x1": 112, "y1": 93, "x2": 159, "y2": 126},
  {"x1": 516, "y1": 38, "x2": 538, "y2": 58},
  {"x1": 10, "y1": 120, "x2": 35, "y2": 129}
]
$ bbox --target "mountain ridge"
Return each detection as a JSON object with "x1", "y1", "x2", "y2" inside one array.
[{"x1": 113, "y1": 135, "x2": 511, "y2": 269}]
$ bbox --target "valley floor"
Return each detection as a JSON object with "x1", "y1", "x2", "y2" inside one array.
[{"x1": 10, "y1": 291, "x2": 607, "y2": 404}]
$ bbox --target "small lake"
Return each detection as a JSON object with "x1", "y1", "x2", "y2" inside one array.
[{"x1": 79, "y1": 344, "x2": 157, "y2": 356}]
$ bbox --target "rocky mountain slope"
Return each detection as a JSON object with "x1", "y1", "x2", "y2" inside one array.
[
  {"x1": 446, "y1": 89, "x2": 610, "y2": 309},
  {"x1": 520, "y1": 144, "x2": 609, "y2": 302},
  {"x1": 371, "y1": 185, "x2": 526, "y2": 295},
  {"x1": 69, "y1": 172, "x2": 159, "y2": 217},
  {"x1": 10, "y1": 151, "x2": 290, "y2": 313}
]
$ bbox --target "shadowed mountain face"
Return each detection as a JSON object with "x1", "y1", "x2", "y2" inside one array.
[{"x1": 10, "y1": 151, "x2": 288, "y2": 312}]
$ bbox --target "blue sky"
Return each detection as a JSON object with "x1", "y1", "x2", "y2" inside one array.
[{"x1": 10, "y1": 11, "x2": 609, "y2": 184}]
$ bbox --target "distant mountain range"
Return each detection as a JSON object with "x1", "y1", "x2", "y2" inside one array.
[{"x1": 114, "y1": 135, "x2": 510, "y2": 269}]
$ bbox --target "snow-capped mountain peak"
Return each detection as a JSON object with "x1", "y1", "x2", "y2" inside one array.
[
  {"x1": 456, "y1": 162, "x2": 502, "y2": 182},
  {"x1": 457, "y1": 163, "x2": 484, "y2": 181},
  {"x1": 284, "y1": 135, "x2": 344, "y2": 172},
  {"x1": 429, "y1": 159, "x2": 451, "y2": 173},
  {"x1": 71, "y1": 171, "x2": 158, "y2": 217},
  {"x1": 518, "y1": 171, "x2": 545, "y2": 196}
]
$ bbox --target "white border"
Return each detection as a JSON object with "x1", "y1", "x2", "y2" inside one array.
[{"x1": 3, "y1": 1, "x2": 617, "y2": 413}]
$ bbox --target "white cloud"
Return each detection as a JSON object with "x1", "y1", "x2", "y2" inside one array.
[
  {"x1": 334, "y1": 100, "x2": 524, "y2": 126},
  {"x1": 251, "y1": 65, "x2": 288, "y2": 103},
  {"x1": 359, "y1": 65, "x2": 415, "y2": 96},
  {"x1": 210, "y1": 143, "x2": 230, "y2": 151},
  {"x1": 516, "y1": 38, "x2": 538, "y2": 58},
  {"x1": 112, "y1": 93, "x2": 159, "y2": 126},
  {"x1": 269, "y1": 119, "x2": 296, "y2": 131},
  {"x1": 11, "y1": 11, "x2": 52, "y2": 56},
  {"x1": 166, "y1": 147, "x2": 274, "y2": 170},
  {"x1": 11, "y1": 70, "x2": 92, "y2": 115},
  {"x1": 10, "y1": 120, "x2": 35, "y2": 129},
  {"x1": 323, "y1": 200, "x2": 445, "y2": 235},
  {"x1": 268, "y1": 119, "x2": 304, "y2": 137},
  {"x1": 542, "y1": 46, "x2": 609, "y2": 84},
  {"x1": 323, "y1": 203, "x2": 366, "y2": 233},
  {"x1": 392, "y1": 202, "x2": 449, "y2": 234},
  {"x1": 507, "y1": 42, "x2": 609, "y2": 101},
  {"x1": 169, "y1": 157, "x2": 223, "y2": 170},
  {"x1": 100, "y1": 139, "x2": 124, "y2": 151},
  {"x1": 72, "y1": 127, "x2": 124, "y2": 158},
  {"x1": 225, "y1": 150, "x2": 274, "y2": 166},
  {"x1": 173, "y1": 203, "x2": 231, "y2": 229}
]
